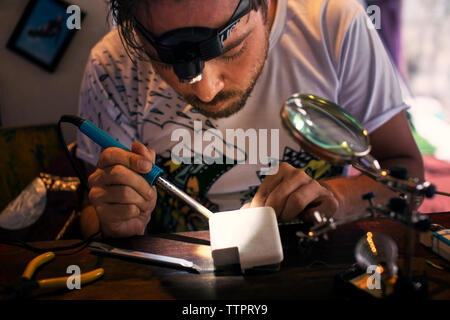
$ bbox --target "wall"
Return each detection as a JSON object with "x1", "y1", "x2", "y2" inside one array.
[
  {"x1": 403, "y1": 0, "x2": 450, "y2": 114},
  {"x1": 0, "y1": 0, "x2": 111, "y2": 141}
]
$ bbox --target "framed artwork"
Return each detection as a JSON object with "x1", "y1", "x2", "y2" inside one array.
[{"x1": 6, "y1": 0, "x2": 85, "y2": 72}]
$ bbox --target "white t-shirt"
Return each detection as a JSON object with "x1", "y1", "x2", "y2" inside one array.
[{"x1": 77, "y1": 0, "x2": 408, "y2": 232}]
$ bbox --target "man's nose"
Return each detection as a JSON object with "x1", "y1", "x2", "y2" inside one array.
[{"x1": 190, "y1": 62, "x2": 225, "y2": 102}]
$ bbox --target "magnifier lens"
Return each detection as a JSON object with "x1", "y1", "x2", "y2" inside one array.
[{"x1": 282, "y1": 94, "x2": 371, "y2": 162}]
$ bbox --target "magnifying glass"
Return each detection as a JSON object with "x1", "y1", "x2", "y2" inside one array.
[
  {"x1": 280, "y1": 93, "x2": 449, "y2": 198},
  {"x1": 281, "y1": 94, "x2": 448, "y2": 285},
  {"x1": 280, "y1": 93, "x2": 380, "y2": 172}
]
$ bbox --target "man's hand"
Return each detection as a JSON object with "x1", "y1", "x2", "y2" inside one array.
[
  {"x1": 87, "y1": 142, "x2": 157, "y2": 237},
  {"x1": 247, "y1": 162, "x2": 340, "y2": 222}
]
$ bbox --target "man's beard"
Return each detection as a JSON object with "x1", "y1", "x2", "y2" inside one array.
[
  {"x1": 182, "y1": 33, "x2": 270, "y2": 119},
  {"x1": 182, "y1": 81, "x2": 257, "y2": 119}
]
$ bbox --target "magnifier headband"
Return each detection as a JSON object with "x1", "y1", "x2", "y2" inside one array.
[{"x1": 134, "y1": 0, "x2": 250, "y2": 83}]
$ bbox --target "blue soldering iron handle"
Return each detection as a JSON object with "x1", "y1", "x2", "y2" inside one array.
[{"x1": 79, "y1": 119, "x2": 163, "y2": 186}]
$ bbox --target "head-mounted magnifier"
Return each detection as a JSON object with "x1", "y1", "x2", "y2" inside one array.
[{"x1": 134, "y1": 0, "x2": 250, "y2": 84}]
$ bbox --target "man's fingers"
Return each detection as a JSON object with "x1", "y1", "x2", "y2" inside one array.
[
  {"x1": 96, "y1": 204, "x2": 149, "y2": 237},
  {"x1": 281, "y1": 180, "x2": 337, "y2": 222},
  {"x1": 96, "y1": 203, "x2": 142, "y2": 224},
  {"x1": 132, "y1": 141, "x2": 156, "y2": 163},
  {"x1": 90, "y1": 165, "x2": 155, "y2": 201},
  {"x1": 88, "y1": 142, "x2": 158, "y2": 238},
  {"x1": 97, "y1": 145, "x2": 153, "y2": 174},
  {"x1": 280, "y1": 184, "x2": 316, "y2": 222},
  {"x1": 263, "y1": 170, "x2": 312, "y2": 218},
  {"x1": 303, "y1": 195, "x2": 339, "y2": 222},
  {"x1": 250, "y1": 163, "x2": 313, "y2": 217},
  {"x1": 240, "y1": 202, "x2": 251, "y2": 210},
  {"x1": 89, "y1": 185, "x2": 155, "y2": 213},
  {"x1": 250, "y1": 172, "x2": 284, "y2": 208}
]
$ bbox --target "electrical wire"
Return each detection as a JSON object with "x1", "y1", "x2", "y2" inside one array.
[
  {"x1": 0, "y1": 231, "x2": 101, "y2": 255},
  {"x1": 0, "y1": 118, "x2": 99, "y2": 254},
  {"x1": 57, "y1": 118, "x2": 90, "y2": 193}
]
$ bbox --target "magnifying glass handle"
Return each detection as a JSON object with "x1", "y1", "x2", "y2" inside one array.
[{"x1": 435, "y1": 190, "x2": 450, "y2": 197}]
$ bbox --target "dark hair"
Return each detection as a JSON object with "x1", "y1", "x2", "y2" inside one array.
[{"x1": 108, "y1": 0, "x2": 269, "y2": 61}]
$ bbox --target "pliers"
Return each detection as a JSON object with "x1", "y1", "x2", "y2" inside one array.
[{"x1": 1, "y1": 252, "x2": 104, "y2": 300}]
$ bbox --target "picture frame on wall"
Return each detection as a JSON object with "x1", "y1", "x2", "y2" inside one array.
[{"x1": 6, "y1": 0, "x2": 85, "y2": 73}]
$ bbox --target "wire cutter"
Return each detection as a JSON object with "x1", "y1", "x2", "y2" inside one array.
[{"x1": 0, "y1": 252, "x2": 104, "y2": 300}]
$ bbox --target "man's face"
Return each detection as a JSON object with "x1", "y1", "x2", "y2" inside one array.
[{"x1": 135, "y1": 0, "x2": 271, "y2": 119}]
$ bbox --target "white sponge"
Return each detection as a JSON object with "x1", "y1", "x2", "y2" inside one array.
[{"x1": 209, "y1": 207, "x2": 284, "y2": 272}]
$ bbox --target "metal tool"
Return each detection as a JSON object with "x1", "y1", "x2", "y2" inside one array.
[
  {"x1": 155, "y1": 175, "x2": 213, "y2": 219},
  {"x1": 59, "y1": 115, "x2": 213, "y2": 220},
  {"x1": 88, "y1": 242, "x2": 204, "y2": 273}
]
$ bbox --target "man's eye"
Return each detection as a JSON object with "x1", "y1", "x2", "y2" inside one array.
[{"x1": 221, "y1": 42, "x2": 246, "y2": 62}]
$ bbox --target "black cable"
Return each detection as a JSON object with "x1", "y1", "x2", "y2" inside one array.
[
  {"x1": 0, "y1": 116, "x2": 100, "y2": 255},
  {"x1": 57, "y1": 117, "x2": 90, "y2": 193},
  {"x1": 424, "y1": 212, "x2": 450, "y2": 216},
  {"x1": 0, "y1": 231, "x2": 101, "y2": 254}
]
